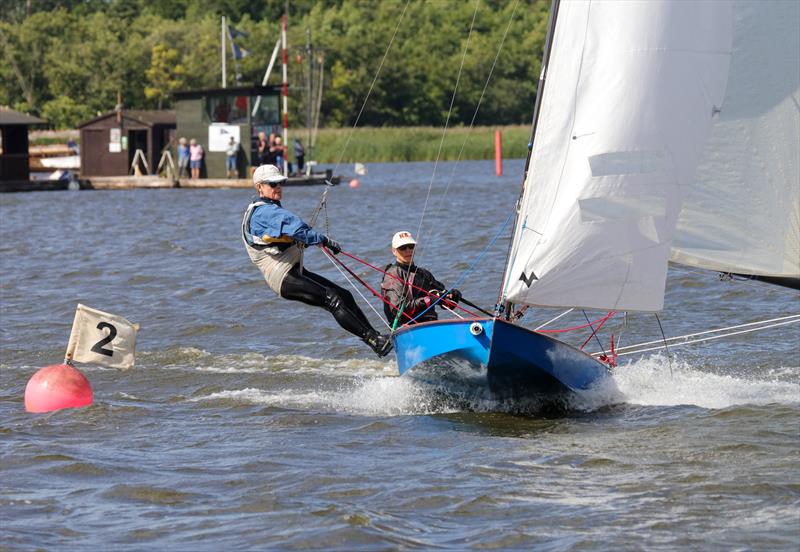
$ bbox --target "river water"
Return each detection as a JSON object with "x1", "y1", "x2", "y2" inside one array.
[{"x1": 2, "y1": 160, "x2": 798, "y2": 550}]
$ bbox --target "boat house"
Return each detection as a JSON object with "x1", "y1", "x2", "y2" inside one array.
[
  {"x1": 0, "y1": 108, "x2": 46, "y2": 183},
  {"x1": 78, "y1": 110, "x2": 176, "y2": 177},
  {"x1": 174, "y1": 85, "x2": 282, "y2": 179}
]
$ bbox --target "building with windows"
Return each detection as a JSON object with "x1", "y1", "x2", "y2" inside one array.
[{"x1": 174, "y1": 85, "x2": 282, "y2": 179}]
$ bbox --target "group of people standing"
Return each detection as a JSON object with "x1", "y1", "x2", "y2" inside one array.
[
  {"x1": 242, "y1": 164, "x2": 462, "y2": 358},
  {"x1": 177, "y1": 133, "x2": 306, "y2": 180},
  {"x1": 256, "y1": 132, "x2": 285, "y2": 172},
  {"x1": 257, "y1": 132, "x2": 306, "y2": 175},
  {"x1": 178, "y1": 137, "x2": 204, "y2": 179},
  {"x1": 177, "y1": 135, "x2": 240, "y2": 179}
]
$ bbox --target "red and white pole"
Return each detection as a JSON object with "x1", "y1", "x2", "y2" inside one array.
[
  {"x1": 495, "y1": 130, "x2": 503, "y2": 176},
  {"x1": 281, "y1": 15, "x2": 289, "y2": 176}
]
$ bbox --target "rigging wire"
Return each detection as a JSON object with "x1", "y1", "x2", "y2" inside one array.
[
  {"x1": 498, "y1": 0, "x2": 563, "y2": 309},
  {"x1": 308, "y1": 1, "x2": 520, "y2": 323},
  {"x1": 335, "y1": 250, "x2": 480, "y2": 318},
  {"x1": 321, "y1": 249, "x2": 392, "y2": 330},
  {"x1": 421, "y1": 0, "x2": 522, "y2": 255},
  {"x1": 537, "y1": 311, "x2": 615, "y2": 334},
  {"x1": 330, "y1": 0, "x2": 411, "y2": 177},
  {"x1": 606, "y1": 314, "x2": 800, "y2": 353},
  {"x1": 410, "y1": 0, "x2": 481, "y2": 266},
  {"x1": 581, "y1": 310, "x2": 607, "y2": 353},
  {"x1": 309, "y1": 0, "x2": 412, "y2": 227},
  {"x1": 595, "y1": 314, "x2": 800, "y2": 357},
  {"x1": 654, "y1": 312, "x2": 673, "y2": 378},
  {"x1": 534, "y1": 308, "x2": 574, "y2": 330},
  {"x1": 407, "y1": 212, "x2": 515, "y2": 324}
]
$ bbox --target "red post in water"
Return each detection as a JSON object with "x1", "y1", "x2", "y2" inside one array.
[{"x1": 495, "y1": 130, "x2": 503, "y2": 176}]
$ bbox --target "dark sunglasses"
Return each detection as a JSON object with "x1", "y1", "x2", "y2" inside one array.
[
  {"x1": 398, "y1": 244, "x2": 415, "y2": 251},
  {"x1": 261, "y1": 181, "x2": 283, "y2": 188}
]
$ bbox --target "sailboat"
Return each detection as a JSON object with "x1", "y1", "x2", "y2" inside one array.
[{"x1": 390, "y1": 0, "x2": 799, "y2": 398}]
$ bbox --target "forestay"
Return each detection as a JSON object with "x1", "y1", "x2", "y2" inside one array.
[
  {"x1": 671, "y1": 0, "x2": 800, "y2": 280},
  {"x1": 502, "y1": 0, "x2": 733, "y2": 312}
]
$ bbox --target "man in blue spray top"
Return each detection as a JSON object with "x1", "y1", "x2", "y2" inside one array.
[{"x1": 242, "y1": 164, "x2": 392, "y2": 357}]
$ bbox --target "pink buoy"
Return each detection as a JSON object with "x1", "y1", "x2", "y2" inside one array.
[
  {"x1": 349, "y1": 179, "x2": 360, "y2": 189},
  {"x1": 25, "y1": 364, "x2": 93, "y2": 413}
]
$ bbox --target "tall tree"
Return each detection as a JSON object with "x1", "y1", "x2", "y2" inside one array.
[
  {"x1": 1, "y1": 0, "x2": 550, "y2": 128},
  {"x1": 145, "y1": 43, "x2": 186, "y2": 109}
]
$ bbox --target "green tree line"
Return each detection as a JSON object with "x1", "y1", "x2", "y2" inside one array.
[{"x1": 1, "y1": 0, "x2": 549, "y2": 129}]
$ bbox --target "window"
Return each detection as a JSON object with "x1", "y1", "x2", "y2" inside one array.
[
  {"x1": 206, "y1": 95, "x2": 248, "y2": 124},
  {"x1": 250, "y1": 94, "x2": 280, "y2": 126}
]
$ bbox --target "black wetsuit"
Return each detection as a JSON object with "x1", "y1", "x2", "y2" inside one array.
[{"x1": 280, "y1": 266, "x2": 376, "y2": 341}]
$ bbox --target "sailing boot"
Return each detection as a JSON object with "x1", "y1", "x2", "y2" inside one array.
[{"x1": 364, "y1": 331, "x2": 393, "y2": 358}]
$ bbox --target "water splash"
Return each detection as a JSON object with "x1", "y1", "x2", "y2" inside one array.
[
  {"x1": 572, "y1": 354, "x2": 800, "y2": 411},
  {"x1": 194, "y1": 378, "x2": 459, "y2": 416},
  {"x1": 189, "y1": 351, "x2": 799, "y2": 415}
]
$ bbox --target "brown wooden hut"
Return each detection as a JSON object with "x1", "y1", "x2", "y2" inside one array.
[
  {"x1": 0, "y1": 108, "x2": 46, "y2": 182},
  {"x1": 78, "y1": 110, "x2": 176, "y2": 176}
]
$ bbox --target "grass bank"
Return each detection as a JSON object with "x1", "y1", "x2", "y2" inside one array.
[
  {"x1": 304, "y1": 125, "x2": 531, "y2": 163},
  {"x1": 29, "y1": 125, "x2": 532, "y2": 163}
]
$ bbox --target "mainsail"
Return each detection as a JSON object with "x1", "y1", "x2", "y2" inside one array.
[
  {"x1": 502, "y1": 0, "x2": 733, "y2": 312},
  {"x1": 671, "y1": 0, "x2": 800, "y2": 284}
]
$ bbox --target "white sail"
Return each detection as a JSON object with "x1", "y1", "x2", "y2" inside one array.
[
  {"x1": 502, "y1": 0, "x2": 733, "y2": 312},
  {"x1": 671, "y1": 0, "x2": 800, "y2": 279}
]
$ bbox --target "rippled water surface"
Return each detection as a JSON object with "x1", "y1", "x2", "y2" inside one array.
[{"x1": 2, "y1": 160, "x2": 798, "y2": 550}]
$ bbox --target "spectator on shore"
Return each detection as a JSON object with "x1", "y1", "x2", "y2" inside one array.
[
  {"x1": 178, "y1": 137, "x2": 190, "y2": 178},
  {"x1": 271, "y1": 135, "x2": 284, "y2": 173},
  {"x1": 267, "y1": 132, "x2": 278, "y2": 165},
  {"x1": 189, "y1": 138, "x2": 204, "y2": 179},
  {"x1": 257, "y1": 132, "x2": 269, "y2": 166},
  {"x1": 226, "y1": 136, "x2": 239, "y2": 178}
]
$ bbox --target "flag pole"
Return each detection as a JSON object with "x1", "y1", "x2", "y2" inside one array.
[
  {"x1": 221, "y1": 15, "x2": 227, "y2": 88},
  {"x1": 281, "y1": 14, "x2": 289, "y2": 176}
]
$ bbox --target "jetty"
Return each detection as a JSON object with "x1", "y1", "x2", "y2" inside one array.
[{"x1": 1, "y1": 171, "x2": 341, "y2": 193}]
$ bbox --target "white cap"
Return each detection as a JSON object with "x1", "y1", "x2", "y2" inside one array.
[
  {"x1": 253, "y1": 164, "x2": 287, "y2": 186},
  {"x1": 392, "y1": 231, "x2": 417, "y2": 249}
]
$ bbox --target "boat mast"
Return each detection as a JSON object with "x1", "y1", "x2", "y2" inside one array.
[{"x1": 499, "y1": 0, "x2": 561, "y2": 319}]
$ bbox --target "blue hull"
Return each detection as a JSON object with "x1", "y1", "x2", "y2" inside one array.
[{"x1": 392, "y1": 318, "x2": 609, "y2": 398}]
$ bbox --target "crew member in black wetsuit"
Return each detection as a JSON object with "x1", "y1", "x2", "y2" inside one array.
[
  {"x1": 242, "y1": 164, "x2": 392, "y2": 357},
  {"x1": 380, "y1": 231, "x2": 461, "y2": 326}
]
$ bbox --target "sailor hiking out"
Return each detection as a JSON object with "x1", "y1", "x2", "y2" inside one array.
[{"x1": 242, "y1": 164, "x2": 392, "y2": 357}]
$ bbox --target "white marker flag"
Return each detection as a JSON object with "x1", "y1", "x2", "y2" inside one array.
[{"x1": 65, "y1": 304, "x2": 139, "y2": 369}]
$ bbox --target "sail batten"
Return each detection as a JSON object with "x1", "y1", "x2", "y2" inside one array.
[{"x1": 502, "y1": 0, "x2": 734, "y2": 312}]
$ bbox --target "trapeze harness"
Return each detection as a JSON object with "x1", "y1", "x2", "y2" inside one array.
[{"x1": 241, "y1": 200, "x2": 303, "y2": 296}]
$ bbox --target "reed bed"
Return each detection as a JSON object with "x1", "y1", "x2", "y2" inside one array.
[{"x1": 309, "y1": 125, "x2": 530, "y2": 163}]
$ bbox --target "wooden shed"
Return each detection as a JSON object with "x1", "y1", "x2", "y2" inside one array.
[
  {"x1": 175, "y1": 85, "x2": 281, "y2": 178},
  {"x1": 78, "y1": 110, "x2": 176, "y2": 177},
  {"x1": 0, "y1": 108, "x2": 46, "y2": 182}
]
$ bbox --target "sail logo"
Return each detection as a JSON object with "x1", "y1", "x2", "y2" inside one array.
[{"x1": 519, "y1": 270, "x2": 538, "y2": 287}]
